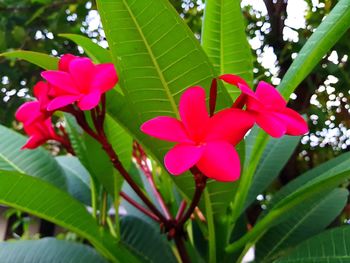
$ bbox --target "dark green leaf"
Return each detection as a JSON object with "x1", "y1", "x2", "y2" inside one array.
[
  {"x1": 0, "y1": 125, "x2": 66, "y2": 189},
  {"x1": 244, "y1": 132, "x2": 300, "y2": 209},
  {"x1": 120, "y1": 216, "x2": 177, "y2": 263},
  {"x1": 56, "y1": 156, "x2": 91, "y2": 205},
  {"x1": 257, "y1": 188, "x2": 348, "y2": 262},
  {"x1": 0, "y1": 238, "x2": 108, "y2": 263},
  {"x1": 0, "y1": 171, "x2": 139, "y2": 262},
  {"x1": 225, "y1": 152, "x2": 350, "y2": 253},
  {"x1": 275, "y1": 226, "x2": 350, "y2": 263},
  {"x1": 269, "y1": 151, "x2": 350, "y2": 208}
]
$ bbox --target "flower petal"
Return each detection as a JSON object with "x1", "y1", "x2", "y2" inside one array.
[
  {"x1": 77, "y1": 90, "x2": 101, "y2": 110},
  {"x1": 58, "y1": 54, "x2": 78, "y2": 72},
  {"x1": 15, "y1": 101, "x2": 40, "y2": 123},
  {"x1": 276, "y1": 108, "x2": 309, "y2": 136},
  {"x1": 141, "y1": 116, "x2": 192, "y2": 143},
  {"x1": 92, "y1": 64, "x2": 118, "y2": 93},
  {"x1": 196, "y1": 141, "x2": 240, "y2": 182},
  {"x1": 47, "y1": 95, "x2": 80, "y2": 111},
  {"x1": 179, "y1": 86, "x2": 209, "y2": 141},
  {"x1": 255, "y1": 81, "x2": 286, "y2": 108},
  {"x1": 206, "y1": 109, "x2": 255, "y2": 145},
  {"x1": 164, "y1": 144, "x2": 205, "y2": 175},
  {"x1": 33, "y1": 81, "x2": 49, "y2": 100},
  {"x1": 255, "y1": 111, "x2": 287, "y2": 138},
  {"x1": 41, "y1": 71, "x2": 78, "y2": 95},
  {"x1": 69, "y1": 58, "x2": 95, "y2": 93},
  {"x1": 219, "y1": 74, "x2": 249, "y2": 87},
  {"x1": 22, "y1": 136, "x2": 43, "y2": 150},
  {"x1": 219, "y1": 74, "x2": 257, "y2": 99}
]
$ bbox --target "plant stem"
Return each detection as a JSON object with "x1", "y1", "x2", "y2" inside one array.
[
  {"x1": 120, "y1": 191, "x2": 160, "y2": 222},
  {"x1": 174, "y1": 235, "x2": 190, "y2": 263},
  {"x1": 71, "y1": 106, "x2": 168, "y2": 226},
  {"x1": 175, "y1": 201, "x2": 187, "y2": 221},
  {"x1": 99, "y1": 135, "x2": 168, "y2": 224},
  {"x1": 133, "y1": 142, "x2": 172, "y2": 220},
  {"x1": 178, "y1": 167, "x2": 207, "y2": 227}
]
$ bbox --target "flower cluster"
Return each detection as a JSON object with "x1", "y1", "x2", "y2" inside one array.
[
  {"x1": 16, "y1": 55, "x2": 307, "y2": 183},
  {"x1": 15, "y1": 54, "x2": 118, "y2": 149},
  {"x1": 141, "y1": 74, "x2": 308, "y2": 182}
]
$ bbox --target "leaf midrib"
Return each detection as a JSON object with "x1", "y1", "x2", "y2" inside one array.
[
  {"x1": 0, "y1": 152, "x2": 25, "y2": 174},
  {"x1": 121, "y1": 0, "x2": 180, "y2": 119}
]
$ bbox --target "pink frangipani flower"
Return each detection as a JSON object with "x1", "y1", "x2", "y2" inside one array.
[
  {"x1": 41, "y1": 55, "x2": 118, "y2": 111},
  {"x1": 141, "y1": 87, "x2": 255, "y2": 182},
  {"x1": 15, "y1": 81, "x2": 53, "y2": 126},
  {"x1": 15, "y1": 101, "x2": 59, "y2": 149},
  {"x1": 220, "y1": 74, "x2": 308, "y2": 138},
  {"x1": 21, "y1": 119, "x2": 59, "y2": 149}
]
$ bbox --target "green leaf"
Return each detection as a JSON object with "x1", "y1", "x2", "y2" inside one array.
[
  {"x1": 56, "y1": 156, "x2": 91, "y2": 206},
  {"x1": 83, "y1": 133, "x2": 115, "y2": 194},
  {"x1": 59, "y1": 33, "x2": 112, "y2": 63},
  {"x1": 275, "y1": 226, "x2": 350, "y2": 263},
  {"x1": 0, "y1": 50, "x2": 58, "y2": 70},
  {"x1": 278, "y1": 0, "x2": 350, "y2": 99},
  {"x1": 0, "y1": 125, "x2": 66, "y2": 189},
  {"x1": 244, "y1": 131, "x2": 300, "y2": 209},
  {"x1": 201, "y1": 0, "x2": 253, "y2": 95},
  {"x1": 225, "y1": 151, "x2": 350, "y2": 254},
  {"x1": 96, "y1": 0, "x2": 234, "y2": 215},
  {"x1": 229, "y1": 131, "x2": 269, "y2": 227},
  {"x1": 120, "y1": 216, "x2": 177, "y2": 263},
  {"x1": 256, "y1": 188, "x2": 348, "y2": 262},
  {"x1": 104, "y1": 114, "x2": 132, "y2": 173},
  {"x1": 269, "y1": 151, "x2": 350, "y2": 208},
  {"x1": 0, "y1": 171, "x2": 139, "y2": 262},
  {"x1": 64, "y1": 113, "x2": 90, "y2": 169},
  {"x1": 0, "y1": 238, "x2": 108, "y2": 263}
]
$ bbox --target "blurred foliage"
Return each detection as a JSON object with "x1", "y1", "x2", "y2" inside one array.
[{"x1": 0, "y1": 0, "x2": 349, "y2": 209}]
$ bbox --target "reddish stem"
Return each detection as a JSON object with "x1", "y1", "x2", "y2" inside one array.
[
  {"x1": 133, "y1": 142, "x2": 172, "y2": 220},
  {"x1": 69, "y1": 105, "x2": 168, "y2": 226},
  {"x1": 178, "y1": 167, "x2": 207, "y2": 227},
  {"x1": 120, "y1": 191, "x2": 160, "y2": 222},
  {"x1": 175, "y1": 201, "x2": 187, "y2": 221},
  {"x1": 54, "y1": 135, "x2": 75, "y2": 155},
  {"x1": 174, "y1": 235, "x2": 190, "y2": 263},
  {"x1": 98, "y1": 135, "x2": 168, "y2": 224}
]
